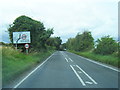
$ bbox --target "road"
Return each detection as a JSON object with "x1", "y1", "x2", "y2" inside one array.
[{"x1": 11, "y1": 51, "x2": 119, "y2": 88}]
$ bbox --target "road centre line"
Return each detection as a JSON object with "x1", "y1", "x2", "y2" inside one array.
[
  {"x1": 61, "y1": 52, "x2": 70, "y2": 63},
  {"x1": 70, "y1": 65, "x2": 86, "y2": 86},
  {"x1": 76, "y1": 65, "x2": 97, "y2": 84},
  {"x1": 62, "y1": 52, "x2": 74, "y2": 62},
  {"x1": 61, "y1": 51, "x2": 66, "y2": 58},
  {"x1": 61, "y1": 52, "x2": 69, "y2": 63},
  {"x1": 65, "y1": 58, "x2": 68, "y2": 62},
  {"x1": 14, "y1": 53, "x2": 54, "y2": 88},
  {"x1": 69, "y1": 58, "x2": 73, "y2": 62}
]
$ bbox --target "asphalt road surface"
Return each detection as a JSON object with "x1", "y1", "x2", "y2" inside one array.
[{"x1": 11, "y1": 51, "x2": 119, "y2": 88}]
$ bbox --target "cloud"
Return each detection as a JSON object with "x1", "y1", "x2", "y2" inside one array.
[{"x1": 0, "y1": 0, "x2": 119, "y2": 43}]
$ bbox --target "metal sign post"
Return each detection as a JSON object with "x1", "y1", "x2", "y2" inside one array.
[
  {"x1": 16, "y1": 43, "x2": 17, "y2": 50},
  {"x1": 26, "y1": 48, "x2": 28, "y2": 54},
  {"x1": 25, "y1": 44, "x2": 29, "y2": 54}
]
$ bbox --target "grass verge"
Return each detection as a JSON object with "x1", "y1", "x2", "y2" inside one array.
[
  {"x1": 69, "y1": 50, "x2": 119, "y2": 68},
  {"x1": 2, "y1": 46, "x2": 55, "y2": 86}
]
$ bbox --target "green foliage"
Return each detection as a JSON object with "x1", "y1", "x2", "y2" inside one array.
[
  {"x1": 94, "y1": 36, "x2": 118, "y2": 55},
  {"x1": 46, "y1": 37, "x2": 62, "y2": 50},
  {"x1": 66, "y1": 31, "x2": 94, "y2": 51},
  {"x1": 69, "y1": 50, "x2": 119, "y2": 67},
  {"x1": 2, "y1": 46, "x2": 54, "y2": 85},
  {"x1": 118, "y1": 42, "x2": 120, "y2": 57},
  {"x1": 0, "y1": 42, "x2": 5, "y2": 45},
  {"x1": 8, "y1": 15, "x2": 53, "y2": 51},
  {"x1": 60, "y1": 43, "x2": 67, "y2": 50}
]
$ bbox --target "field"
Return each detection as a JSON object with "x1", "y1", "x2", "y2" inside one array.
[{"x1": 2, "y1": 46, "x2": 54, "y2": 85}]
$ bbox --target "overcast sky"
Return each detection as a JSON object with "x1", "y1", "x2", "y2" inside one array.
[{"x1": 0, "y1": 0, "x2": 119, "y2": 43}]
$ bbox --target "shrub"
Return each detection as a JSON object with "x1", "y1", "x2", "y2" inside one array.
[{"x1": 94, "y1": 36, "x2": 118, "y2": 55}]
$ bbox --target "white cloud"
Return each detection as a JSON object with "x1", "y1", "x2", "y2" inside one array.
[{"x1": 0, "y1": 0, "x2": 119, "y2": 43}]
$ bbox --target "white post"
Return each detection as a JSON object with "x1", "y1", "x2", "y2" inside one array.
[{"x1": 26, "y1": 48, "x2": 28, "y2": 54}]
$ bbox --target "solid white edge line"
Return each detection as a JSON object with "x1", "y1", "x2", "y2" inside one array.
[
  {"x1": 65, "y1": 58, "x2": 68, "y2": 62},
  {"x1": 68, "y1": 51, "x2": 119, "y2": 72},
  {"x1": 76, "y1": 65, "x2": 98, "y2": 84},
  {"x1": 78, "y1": 55, "x2": 120, "y2": 72},
  {"x1": 14, "y1": 53, "x2": 54, "y2": 88},
  {"x1": 70, "y1": 65, "x2": 86, "y2": 86}
]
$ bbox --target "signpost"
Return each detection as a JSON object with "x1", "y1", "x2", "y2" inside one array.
[
  {"x1": 13, "y1": 31, "x2": 31, "y2": 54},
  {"x1": 25, "y1": 44, "x2": 29, "y2": 54}
]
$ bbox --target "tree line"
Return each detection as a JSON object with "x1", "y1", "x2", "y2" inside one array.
[
  {"x1": 8, "y1": 15, "x2": 119, "y2": 56},
  {"x1": 65, "y1": 31, "x2": 118, "y2": 56},
  {"x1": 8, "y1": 15, "x2": 62, "y2": 52}
]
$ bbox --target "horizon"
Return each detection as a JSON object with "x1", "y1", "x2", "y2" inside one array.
[{"x1": 0, "y1": 0, "x2": 119, "y2": 43}]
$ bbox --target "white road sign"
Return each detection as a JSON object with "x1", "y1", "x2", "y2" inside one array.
[
  {"x1": 13, "y1": 31, "x2": 31, "y2": 44},
  {"x1": 25, "y1": 44, "x2": 29, "y2": 49}
]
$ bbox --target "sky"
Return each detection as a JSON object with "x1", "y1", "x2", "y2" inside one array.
[{"x1": 0, "y1": 0, "x2": 119, "y2": 43}]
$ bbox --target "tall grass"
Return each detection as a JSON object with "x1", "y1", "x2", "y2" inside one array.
[
  {"x1": 2, "y1": 46, "x2": 54, "y2": 86},
  {"x1": 69, "y1": 50, "x2": 119, "y2": 68}
]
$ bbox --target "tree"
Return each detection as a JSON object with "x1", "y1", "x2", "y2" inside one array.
[
  {"x1": 66, "y1": 31, "x2": 94, "y2": 51},
  {"x1": 8, "y1": 15, "x2": 53, "y2": 51},
  {"x1": 94, "y1": 36, "x2": 118, "y2": 55},
  {"x1": 60, "y1": 43, "x2": 67, "y2": 50},
  {"x1": 118, "y1": 42, "x2": 120, "y2": 57},
  {"x1": 46, "y1": 37, "x2": 62, "y2": 50}
]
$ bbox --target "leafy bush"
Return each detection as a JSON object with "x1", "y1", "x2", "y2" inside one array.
[
  {"x1": 8, "y1": 15, "x2": 53, "y2": 52},
  {"x1": 2, "y1": 46, "x2": 54, "y2": 85},
  {"x1": 66, "y1": 31, "x2": 94, "y2": 51},
  {"x1": 94, "y1": 36, "x2": 118, "y2": 55},
  {"x1": 69, "y1": 50, "x2": 119, "y2": 67}
]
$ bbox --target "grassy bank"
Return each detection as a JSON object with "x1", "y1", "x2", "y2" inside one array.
[
  {"x1": 2, "y1": 46, "x2": 54, "y2": 85},
  {"x1": 69, "y1": 50, "x2": 119, "y2": 68}
]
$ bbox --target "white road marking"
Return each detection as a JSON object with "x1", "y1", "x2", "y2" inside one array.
[
  {"x1": 60, "y1": 52, "x2": 64, "y2": 56},
  {"x1": 76, "y1": 65, "x2": 97, "y2": 84},
  {"x1": 69, "y1": 52, "x2": 119, "y2": 72},
  {"x1": 61, "y1": 52, "x2": 66, "y2": 58},
  {"x1": 78, "y1": 55, "x2": 119, "y2": 72},
  {"x1": 77, "y1": 71, "x2": 82, "y2": 73},
  {"x1": 65, "y1": 58, "x2": 68, "y2": 62},
  {"x1": 62, "y1": 52, "x2": 72, "y2": 63},
  {"x1": 70, "y1": 65, "x2": 86, "y2": 86},
  {"x1": 14, "y1": 53, "x2": 54, "y2": 88},
  {"x1": 85, "y1": 81, "x2": 93, "y2": 84},
  {"x1": 69, "y1": 58, "x2": 73, "y2": 62}
]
